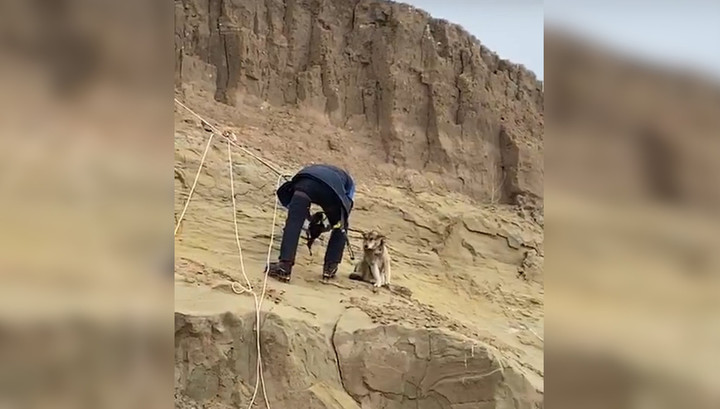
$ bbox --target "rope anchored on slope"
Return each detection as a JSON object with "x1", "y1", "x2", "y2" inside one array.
[
  {"x1": 174, "y1": 98, "x2": 285, "y2": 408},
  {"x1": 174, "y1": 98, "x2": 291, "y2": 180}
]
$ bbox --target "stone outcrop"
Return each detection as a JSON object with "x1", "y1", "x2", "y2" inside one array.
[
  {"x1": 333, "y1": 308, "x2": 542, "y2": 409},
  {"x1": 174, "y1": 309, "x2": 543, "y2": 408}
]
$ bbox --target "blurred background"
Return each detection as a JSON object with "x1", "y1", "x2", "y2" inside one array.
[
  {"x1": 0, "y1": 0, "x2": 173, "y2": 408},
  {"x1": 545, "y1": 1, "x2": 720, "y2": 408},
  {"x1": 0, "y1": 0, "x2": 718, "y2": 408}
]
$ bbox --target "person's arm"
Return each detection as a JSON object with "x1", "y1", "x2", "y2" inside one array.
[
  {"x1": 346, "y1": 177, "x2": 356, "y2": 201},
  {"x1": 278, "y1": 198, "x2": 290, "y2": 211},
  {"x1": 345, "y1": 179, "x2": 354, "y2": 232}
]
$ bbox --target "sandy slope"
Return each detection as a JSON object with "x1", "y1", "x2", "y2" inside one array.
[{"x1": 173, "y1": 99, "x2": 544, "y2": 395}]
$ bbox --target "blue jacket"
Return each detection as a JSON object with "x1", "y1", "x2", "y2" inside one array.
[{"x1": 277, "y1": 164, "x2": 355, "y2": 227}]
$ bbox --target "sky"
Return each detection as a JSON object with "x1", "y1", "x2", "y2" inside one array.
[
  {"x1": 403, "y1": 0, "x2": 545, "y2": 79},
  {"x1": 545, "y1": 1, "x2": 720, "y2": 82},
  {"x1": 402, "y1": 0, "x2": 720, "y2": 82}
]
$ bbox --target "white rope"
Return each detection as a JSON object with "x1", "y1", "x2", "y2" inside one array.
[
  {"x1": 174, "y1": 98, "x2": 288, "y2": 179},
  {"x1": 228, "y1": 141, "x2": 253, "y2": 293},
  {"x1": 225, "y1": 139, "x2": 275, "y2": 409},
  {"x1": 260, "y1": 175, "x2": 283, "y2": 312},
  {"x1": 174, "y1": 132, "x2": 214, "y2": 236},
  {"x1": 246, "y1": 174, "x2": 283, "y2": 409},
  {"x1": 175, "y1": 98, "x2": 287, "y2": 409}
]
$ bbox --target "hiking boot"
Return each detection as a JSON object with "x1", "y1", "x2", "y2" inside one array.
[
  {"x1": 322, "y1": 263, "x2": 339, "y2": 280},
  {"x1": 266, "y1": 261, "x2": 292, "y2": 283}
]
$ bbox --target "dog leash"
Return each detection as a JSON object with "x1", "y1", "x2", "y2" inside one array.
[
  {"x1": 345, "y1": 229, "x2": 355, "y2": 261},
  {"x1": 331, "y1": 215, "x2": 356, "y2": 262},
  {"x1": 331, "y1": 220, "x2": 355, "y2": 261}
]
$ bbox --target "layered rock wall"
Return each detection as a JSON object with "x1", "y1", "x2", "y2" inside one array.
[{"x1": 175, "y1": 0, "x2": 544, "y2": 204}]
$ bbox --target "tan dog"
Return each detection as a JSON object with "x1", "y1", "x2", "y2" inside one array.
[{"x1": 349, "y1": 230, "x2": 391, "y2": 288}]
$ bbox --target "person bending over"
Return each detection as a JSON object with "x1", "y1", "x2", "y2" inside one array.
[{"x1": 266, "y1": 164, "x2": 355, "y2": 282}]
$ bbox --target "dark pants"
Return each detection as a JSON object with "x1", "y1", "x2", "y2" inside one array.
[{"x1": 279, "y1": 178, "x2": 346, "y2": 266}]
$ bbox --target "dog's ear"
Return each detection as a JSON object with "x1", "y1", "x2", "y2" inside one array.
[{"x1": 379, "y1": 235, "x2": 387, "y2": 246}]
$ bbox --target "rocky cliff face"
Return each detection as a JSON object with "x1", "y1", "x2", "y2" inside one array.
[
  {"x1": 174, "y1": 0, "x2": 544, "y2": 205},
  {"x1": 173, "y1": 3, "x2": 545, "y2": 406}
]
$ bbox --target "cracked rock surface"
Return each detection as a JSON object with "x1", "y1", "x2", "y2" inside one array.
[
  {"x1": 332, "y1": 308, "x2": 541, "y2": 409},
  {"x1": 175, "y1": 308, "x2": 542, "y2": 409}
]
